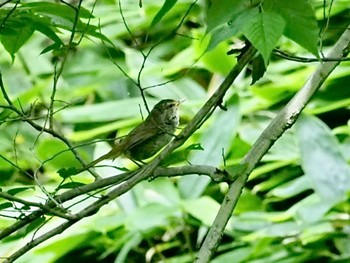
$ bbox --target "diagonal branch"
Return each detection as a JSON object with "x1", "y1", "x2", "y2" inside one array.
[{"x1": 195, "y1": 25, "x2": 350, "y2": 263}]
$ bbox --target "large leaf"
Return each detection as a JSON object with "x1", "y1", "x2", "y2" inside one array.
[
  {"x1": 57, "y1": 98, "x2": 152, "y2": 123},
  {"x1": 22, "y1": 2, "x2": 93, "y2": 20},
  {"x1": 291, "y1": 193, "x2": 337, "y2": 223},
  {"x1": 125, "y1": 203, "x2": 180, "y2": 231},
  {"x1": 206, "y1": 0, "x2": 256, "y2": 32},
  {"x1": 241, "y1": 9, "x2": 285, "y2": 65},
  {"x1": 181, "y1": 196, "x2": 220, "y2": 226},
  {"x1": 1, "y1": 24, "x2": 34, "y2": 59},
  {"x1": 296, "y1": 114, "x2": 350, "y2": 201},
  {"x1": 206, "y1": 0, "x2": 256, "y2": 50},
  {"x1": 264, "y1": 0, "x2": 319, "y2": 57}
]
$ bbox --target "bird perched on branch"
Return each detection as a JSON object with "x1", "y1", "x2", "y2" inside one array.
[{"x1": 82, "y1": 99, "x2": 181, "y2": 171}]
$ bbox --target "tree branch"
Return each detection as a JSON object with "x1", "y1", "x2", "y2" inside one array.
[
  {"x1": 2, "y1": 164, "x2": 232, "y2": 262},
  {"x1": 0, "y1": 191, "x2": 75, "y2": 221},
  {"x1": 196, "y1": 25, "x2": 350, "y2": 263},
  {"x1": 0, "y1": 164, "x2": 230, "y2": 241},
  {"x1": 273, "y1": 48, "x2": 350, "y2": 62}
]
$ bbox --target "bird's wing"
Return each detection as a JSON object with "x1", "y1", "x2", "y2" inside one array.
[{"x1": 122, "y1": 122, "x2": 161, "y2": 150}]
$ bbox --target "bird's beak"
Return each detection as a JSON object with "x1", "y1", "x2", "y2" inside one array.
[{"x1": 176, "y1": 99, "x2": 185, "y2": 106}]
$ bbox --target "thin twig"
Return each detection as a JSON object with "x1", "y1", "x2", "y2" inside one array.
[
  {"x1": 48, "y1": 0, "x2": 83, "y2": 129},
  {"x1": 1, "y1": 164, "x2": 230, "y2": 260},
  {"x1": 0, "y1": 0, "x2": 19, "y2": 29},
  {"x1": 0, "y1": 71, "x2": 101, "y2": 180},
  {"x1": 0, "y1": 192, "x2": 76, "y2": 220},
  {"x1": 273, "y1": 48, "x2": 350, "y2": 63}
]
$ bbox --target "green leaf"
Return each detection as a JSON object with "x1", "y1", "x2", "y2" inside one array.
[
  {"x1": 235, "y1": 189, "x2": 263, "y2": 214},
  {"x1": 36, "y1": 139, "x2": 80, "y2": 169},
  {"x1": 1, "y1": 25, "x2": 34, "y2": 58},
  {"x1": 58, "y1": 98, "x2": 151, "y2": 123},
  {"x1": 270, "y1": 176, "x2": 311, "y2": 199},
  {"x1": 7, "y1": 187, "x2": 35, "y2": 196},
  {"x1": 3, "y1": 216, "x2": 46, "y2": 242},
  {"x1": 40, "y1": 42, "x2": 62, "y2": 55},
  {"x1": 296, "y1": 115, "x2": 350, "y2": 201},
  {"x1": 181, "y1": 196, "x2": 220, "y2": 226},
  {"x1": 185, "y1": 143, "x2": 204, "y2": 151},
  {"x1": 206, "y1": 0, "x2": 255, "y2": 32},
  {"x1": 206, "y1": 0, "x2": 256, "y2": 50},
  {"x1": 299, "y1": 221, "x2": 334, "y2": 245},
  {"x1": 22, "y1": 2, "x2": 93, "y2": 20},
  {"x1": 115, "y1": 232, "x2": 142, "y2": 263},
  {"x1": 199, "y1": 36, "x2": 236, "y2": 75},
  {"x1": 241, "y1": 10, "x2": 285, "y2": 65},
  {"x1": 34, "y1": 232, "x2": 93, "y2": 261},
  {"x1": 151, "y1": 0, "x2": 177, "y2": 27},
  {"x1": 0, "y1": 202, "x2": 13, "y2": 210},
  {"x1": 251, "y1": 54, "x2": 267, "y2": 84},
  {"x1": 57, "y1": 167, "x2": 79, "y2": 178},
  {"x1": 244, "y1": 221, "x2": 302, "y2": 240},
  {"x1": 264, "y1": 0, "x2": 319, "y2": 57},
  {"x1": 126, "y1": 204, "x2": 179, "y2": 231},
  {"x1": 31, "y1": 19, "x2": 63, "y2": 46},
  {"x1": 207, "y1": 23, "x2": 241, "y2": 51},
  {"x1": 226, "y1": 163, "x2": 248, "y2": 182},
  {"x1": 292, "y1": 194, "x2": 336, "y2": 223},
  {"x1": 24, "y1": 216, "x2": 46, "y2": 236},
  {"x1": 212, "y1": 247, "x2": 252, "y2": 263}
]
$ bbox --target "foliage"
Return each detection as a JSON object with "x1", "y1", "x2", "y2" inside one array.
[{"x1": 0, "y1": 0, "x2": 349, "y2": 262}]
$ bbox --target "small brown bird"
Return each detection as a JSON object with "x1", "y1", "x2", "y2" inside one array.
[{"x1": 83, "y1": 99, "x2": 181, "y2": 170}]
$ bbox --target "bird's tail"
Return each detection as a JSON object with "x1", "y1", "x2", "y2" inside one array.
[{"x1": 77, "y1": 144, "x2": 124, "y2": 174}]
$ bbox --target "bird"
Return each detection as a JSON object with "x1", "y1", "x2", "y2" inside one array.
[{"x1": 82, "y1": 99, "x2": 181, "y2": 171}]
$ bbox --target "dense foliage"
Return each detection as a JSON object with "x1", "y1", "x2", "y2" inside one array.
[{"x1": 0, "y1": 0, "x2": 349, "y2": 262}]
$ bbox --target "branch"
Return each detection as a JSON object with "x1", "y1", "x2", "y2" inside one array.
[
  {"x1": 196, "y1": 25, "x2": 350, "y2": 263},
  {"x1": 2, "y1": 165, "x2": 233, "y2": 262},
  {"x1": 0, "y1": 164, "x2": 230, "y2": 241},
  {"x1": 47, "y1": 0, "x2": 83, "y2": 128},
  {"x1": 273, "y1": 48, "x2": 350, "y2": 63},
  {"x1": 0, "y1": 191, "x2": 75, "y2": 220},
  {"x1": 154, "y1": 166, "x2": 234, "y2": 182}
]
